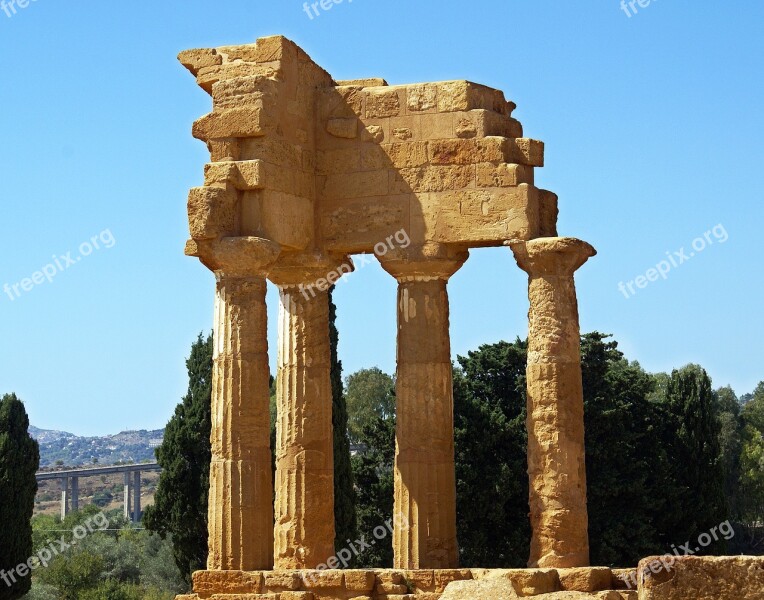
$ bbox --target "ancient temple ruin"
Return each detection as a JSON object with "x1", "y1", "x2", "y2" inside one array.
[{"x1": 174, "y1": 35, "x2": 762, "y2": 600}]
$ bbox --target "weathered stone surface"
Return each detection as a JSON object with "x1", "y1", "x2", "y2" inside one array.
[
  {"x1": 558, "y1": 567, "x2": 613, "y2": 592},
  {"x1": 180, "y1": 34, "x2": 606, "y2": 597},
  {"x1": 637, "y1": 555, "x2": 764, "y2": 599},
  {"x1": 440, "y1": 577, "x2": 519, "y2": 599},
  {"x1": 380, "y1": 254, "x2": 467, "y2": 570},
  {"x1": 207, "y1": 276, "x2": 275, "y2": 571},
  {"x1": 511, "y1": 238, "x2": 596, "y2": 569}
]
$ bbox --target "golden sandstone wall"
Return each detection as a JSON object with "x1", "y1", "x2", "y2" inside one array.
[{"x1": 178, "y1": 35, "x2": 764, "y2": 600}]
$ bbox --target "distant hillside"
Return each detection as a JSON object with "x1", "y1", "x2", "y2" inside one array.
[{"x1": 30, "y1": 426, "x2": 164, "y2": 468}]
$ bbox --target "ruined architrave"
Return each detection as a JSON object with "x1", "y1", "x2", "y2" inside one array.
[{"x1": 178, "y1": 35, "x2": 597, "y2": 600}]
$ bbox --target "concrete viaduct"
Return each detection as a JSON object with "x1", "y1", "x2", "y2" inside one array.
[{"x1": 36, "y1": 463, "x2": 162, "y2": 523}]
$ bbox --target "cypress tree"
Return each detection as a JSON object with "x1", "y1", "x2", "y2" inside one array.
[
  {"x1": 144, "y1": 333, "x2": 213, "y2": 583},
  {"x1": 329, "y1": 287, "x2": 357, "y2": 556},
  {"x1": 660, "y1": 365, "x2": 728, "y2": 552},
  {"x1": 0, "y1": 393, "x2": 40, "y2": 600}
]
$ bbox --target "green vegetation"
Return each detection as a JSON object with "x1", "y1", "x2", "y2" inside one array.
[
  {"x1": 1, "y1": 393, "x2": 40, "y2": 600},
  {"x1": 350, "y1": 333, "x2": 764, "y2": 567},
  {"x1": 23, "y1": 507, "x2": 184, "y2": 599},
  {"x1": 330, "y1": 288, "x2": 358, "y2": 551},
  {"x1": 4, "y1": 329, "x2": 761, "y2": 599},
  {"x1": 144, "y1": 334, "x2": 213, "y2": 583}
]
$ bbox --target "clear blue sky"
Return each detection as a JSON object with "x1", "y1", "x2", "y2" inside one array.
[{"x1": 1, "y1": 1, "x2": 761, "y2": 436}]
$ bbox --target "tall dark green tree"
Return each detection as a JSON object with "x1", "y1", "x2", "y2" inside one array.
[
  {"x1": 0, "y1": 393, "x2": 40, "y2": 600},
  {"x1": 715, "y1": 386, "x2": 743, "y2": 519},
  {"x1": 351, "y1": 408, "x2": 395, "y2": 567},
  {"x1": 453, "y1": 339, "x2": 529, "y2": 567},
  {"x1": 580, "y1": 333, "x2": 671, "y2": 565},
  {"x1": 329, "y1": 287, "x2": 357, "y2": 554},
  {"x1": 144, "y1": 333, "x2": 213, "y2": 583},
  {"x1": 658, "y1": 365, "x2": 728, "y2": 552},
  {"x1": 345, "y1": 368, "x2": 396, "y2": 445}
]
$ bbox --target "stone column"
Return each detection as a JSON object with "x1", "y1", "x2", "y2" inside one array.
[
  {"x1": 208, "y1": 273, "x2": 275, "y2": 570},
  {"x1": 380, "y1": 251, "x2": 467, "y2": 570},
  {"x1": 269, "y1": 254, "x2": 353, "y2": 570},
  {"x1": 510, "y1": 237, "x2": 596, "y2": 569}
]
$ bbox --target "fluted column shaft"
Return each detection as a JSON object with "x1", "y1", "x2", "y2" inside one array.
[
  {"x1": 272, "y1": 282, "x2": 336, "y2": 569},
  {"x1": 208, "y1": 275, "x2": 274, "y2": 571},
  {"x1": 511, "y1": 237, "x2": 596, "y2": 569},
  {"x1": 381, "y1": 251, "x2": 466, "y2": 570}
]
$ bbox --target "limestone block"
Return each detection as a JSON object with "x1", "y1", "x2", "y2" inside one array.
[
  {"x1": 178, "y1": 48, "x2": 221, "y2": 75},
  {"x1": 476, "y1": 162, "x2": 534, "y2": 188},
  {"x1": 257, "y1": 190, "x2": 313, "y2": 251},
  {"x1": 193, "y1": 570, "x2": 263, "y2": 594},
  {"x1": 193, "y1": 107, "x2": 267, "y2": 141},
  {"x1": 365, "y1": 88, "x2": 403, "y2": 118},
  {"x1": 440, "y1": 577, "x2": 519, "y2": 600},
  {"x1": 322, "y1": 170, "x2": 389, "y2": 200},
  {"x1": 637, "y1": 556, "x2": 764, "y2": 599},
  {"x1": 390, "y1": 165, "x2": 474, "y2": 194},
  {"x1": 406, "y1": 84, "x2": 438, "y2": 113},
  {"x1": 539, "y1": 189, "x2": 559, "y2": 237},
  {"x1": 343, "y1": 570, "x2": 376, "y2": 591},
  {"x1": 320, "y1": 194, "x2": 411, "y2": 254},
  {"x1": 558, "y1": 568, "x2": 613, "y2": 592},
  {"x1": 326, "y1": 118, "x2": 358, "y2": 139},
  {"x1": 436, "y1": 81, "x2": 508, "y2": 114},
  {"x1": 380, "y1": 142, "x2": 429, "y2": 169},
  {"x1": 204, "y1": 160, "x2": 264, "y2": 190},
  {"x1": 472, "y1": 568, "x2": 559, "y2": 595},
  {"x1": 316, "y1": 148, "x2": 362, "y2": 175},
  {"x1": 212, "y1": 76, "x2": 280, "y2": 110},
  {"x1": 187, "y1": 186, "x2": 237, "y2": 240},
  {"x1": 508, "y1": 138, "x2": 545, "y2": 167},
  {"x1": 415, "y1": 184, "x2": 540, "y2": 245}
]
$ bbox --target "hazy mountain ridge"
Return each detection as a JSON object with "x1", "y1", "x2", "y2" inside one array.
[{"x1": 30, "y1": 426, "x2": 164, "y2": 468}]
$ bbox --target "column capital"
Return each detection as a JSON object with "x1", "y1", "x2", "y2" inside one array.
[
  {"x1": 186, "y1": 236, "x2": 280, "y2": 278},
  {"x1": 509, "y1": 237, "x2": 596, "y2": 277},
  {"x1": 379, "y1": 245, "x2": 468, "y2": 282},
  {"x1": 268, "y1": 251, "x2": 354, "y2": 289}
]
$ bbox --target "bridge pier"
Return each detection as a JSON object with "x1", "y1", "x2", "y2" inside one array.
[
  {"x1": 132, "y1": 471, "x2": 141, "y2": 522},
  {"x1": 123, "y1": 472, "x2": 131, "y2": 522},
  {"x1": 60, "y1": 477, "x2": 69, "y2": 520},
  {"x1": 71, "y1": 476, "x2": 79, "y2": 513}
]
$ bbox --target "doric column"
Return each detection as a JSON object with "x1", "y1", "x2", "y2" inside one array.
[
  {"x1": 380, "y1": 249, "x2": 467, "y2": 570},
  {"x1": 203, "y1": 237, "x2": 280, "y2": 571},
  {"x1": 510, "y1": 237, "x2": 596, "y2": 569},
  {"x1": 208, "y1": 275, "x2": 274, "y2": 569},
  {"x1": 269, "y1": 254, "x2": 353, "y2": 570}
]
